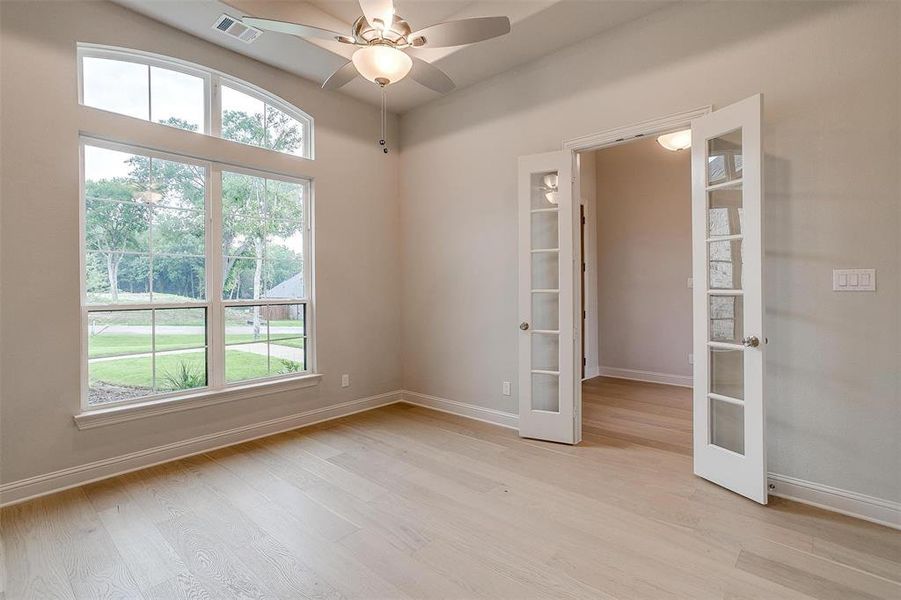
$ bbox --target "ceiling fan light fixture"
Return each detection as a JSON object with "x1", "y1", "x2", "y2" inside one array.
[
  {"x1": 352, "y1": 45, "x2": 412, "y2": 85},
  {"x1": 657, "y1": 129, "x2": 692, "y2": 151}
]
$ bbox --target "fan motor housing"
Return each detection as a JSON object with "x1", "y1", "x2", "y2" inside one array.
[{"x1": 352, "y1": 15, "x2": 412, "y2": 47}]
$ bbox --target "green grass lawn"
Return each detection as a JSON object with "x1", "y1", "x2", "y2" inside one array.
[
  {"x1": 90, "y1": 348, "x2": 304, "y2": 391},
  {"x1": 89, "y1": 333, "x2": 303, "y2": 357}
]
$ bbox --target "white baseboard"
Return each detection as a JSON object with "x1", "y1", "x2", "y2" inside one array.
[
  {"x1": 401, "y1": 390, "x2": 519, "y2": 430},
  {"x1": 597, "y1": 366, "x2": 693, "y2": 388},
  {"x1": 0, "y1": 390, "x2": 403, "y2": 508},
  {"x1": 767, "y1": 473, "x2": 900, "y2": 530},
  {"x1": 583, "y1": 365, "x2": 601, "y2": 379}
]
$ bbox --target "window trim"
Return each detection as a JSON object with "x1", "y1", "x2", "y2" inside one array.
[
  {"x1": 80, "y1": 136, "x2": 316, "y2": 413},
  {"x1": 77, "y1": 43, "x2": 314, "y2": 159}
]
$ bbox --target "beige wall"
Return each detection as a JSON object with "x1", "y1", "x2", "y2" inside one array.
[
  {"x1": 0, "y1": 1, "x2": 401, "y2": 484},
  {"x1": 400, "y1": 1, "x2": 900, "y2": 502},
  {"x1": 593, "y1": 138, "x2": 692, "y2": 378}
]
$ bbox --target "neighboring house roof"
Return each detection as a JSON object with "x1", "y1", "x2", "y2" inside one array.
[{"x1": 263, "y1": 273, "x2": 304, "y2": 299}]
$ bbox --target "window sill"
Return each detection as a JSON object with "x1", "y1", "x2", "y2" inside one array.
[{"x1": 74, "y1": 374, "x2": 323, "y2": 430}]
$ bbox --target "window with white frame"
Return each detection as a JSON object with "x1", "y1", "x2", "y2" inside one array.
[
  {"x1": 80, "y1": 47, "x2": 314, "y2": 410},
  {"x1": 78, "y1": 45, "x2": 313, "y2": 159}
]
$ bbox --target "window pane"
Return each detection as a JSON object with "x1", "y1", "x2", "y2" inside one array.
[
  {"x1": 82, "y1": 57, "x2": 149, "y2": 120},
  {"x1": 263, "y1": 259, "x2": 303, "y2": 299},
  {"x1": 152, "y1": 256, "x2": 205, "y2": 302},
  {"x1": 222, "y1": 258, "x2": 258, "y2": 300},
  {"x1": 265, "y1": 104, "x2": 305, "y2": 156},
  {"x1": 267, "y1": 179, "x2": 304, "y2": 218},
  {"x1": 266, "y1": 304, "x2": 305, "y2": 340},
  {"x1": 221, "y1": 85, "x2": 265, "y2": 147},
  {"x1": 151, "y1": 158, "x2": 205, "y2": 211},
  {"x1": 225, "y1": 345, "x2": 270, "y2": 383},
  {"x1": 88, "y1": 310, "x2": 152, "y2": 358},
  {"x1": 155, "y1": 349, "x2": 207, "y2": 392},
  {"x1": 86, "y1": 252, "x2": 151, "y2": 304},
  {"x1": 84, "y1": 146, "x2": 148, "y2": 201},
  {"x1": 154, "y1": 308, "x2": 206, "y2": 352},
  {"x1": 85, "y1": 199, "x2": 150, "y2": 253},
  {"x1": 225, "y1": 305, "x2": 267, "y2": 345},
  {"x1": 269, "y1": 340, "x2": 305, "y2": 374},
  {"x1": 150, "y1": 66, "x2": 205, "y2": 132},
  {"x1": 89, "y1": 354, "x2": 153, "y2": 406},
  {"x1": 152, "y1": 207, "x2": 204, "y2": 256}
]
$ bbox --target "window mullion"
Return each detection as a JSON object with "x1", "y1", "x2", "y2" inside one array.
[
  {"x1": 208, "y1": 165, "x2": 225, "y2": 389},
  {"x1": 210, "y1": 74, "x2": 222, "y2": 139}
]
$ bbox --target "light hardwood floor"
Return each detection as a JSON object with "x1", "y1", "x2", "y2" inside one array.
[{"x1": 2, "y1": 390, "x2": 899, "y2": 599}]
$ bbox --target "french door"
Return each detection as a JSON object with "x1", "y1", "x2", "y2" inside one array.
[
  {"x1": 691, "y1": 94, "x2": 767, "y2": 503},
  {"x1": 517, "y1": 151, "x2": 578, "y2": 444}
]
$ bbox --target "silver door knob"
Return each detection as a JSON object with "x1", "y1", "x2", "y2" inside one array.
[
  {"x1": 520, "y1": 322, "x2": 530, "y2": 331},
  {"x1": 742, "y1": 335, "x2": 760, "y2": 347}
]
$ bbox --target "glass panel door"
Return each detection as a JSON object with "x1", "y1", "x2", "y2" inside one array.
[
  {"x1": 518, "y1": 152, "x2": 576, "y2": 443},
  {"x1": 691, "y1": 95, "x2": 766, "y2": 504}
]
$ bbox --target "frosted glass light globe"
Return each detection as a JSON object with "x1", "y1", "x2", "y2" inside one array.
[
  {"x1": 657, "y1": 129, "x2": 692, "y2": 151},
  {"x1": 352, "y1": 45, "x2": 413, "y2": 86}
]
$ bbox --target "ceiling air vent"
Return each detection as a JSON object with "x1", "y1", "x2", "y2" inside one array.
[{"x1": 212, "y1": 14, "x2": 262, "y2": 44}]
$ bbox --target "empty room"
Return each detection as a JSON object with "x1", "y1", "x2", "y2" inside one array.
[{"x1": 1, "y1": 1, "x2": 899, "y2": 599}]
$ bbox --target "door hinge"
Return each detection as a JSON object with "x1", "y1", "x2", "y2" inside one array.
[
  {"x1": 582, "y1": 262, "x2": 586, "y2": 273},
  {"x1": 582, "y1": 357, "x2": 587, "y2": 366},
  {"x1": 581, "y1": 215, "x2": 586, "y2": 225},
  {"x1": 583, "y1": 310, "x2": 586, "y2": 319}
]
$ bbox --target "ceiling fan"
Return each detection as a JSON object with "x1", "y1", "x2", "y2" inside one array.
[{"x1": 242, "y1": 0, "x2": 512, "y2": 93}]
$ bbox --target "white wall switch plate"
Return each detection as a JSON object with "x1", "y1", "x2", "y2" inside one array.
[
  {"x1": 502, "y1": 381, "x2": 511, "y2": 396},
  {"x1": 833, "y1": 269, "x2": 876, "y2": 292},
  {"x1": 687, "y1": 277, "x2": 693, "y2": 289},
  {"x1": 341, "y1": 374, "x2": 350, "y2": 388},
  {"x1": 688, "y1": 353, "x2": 694, "y2": 365}
]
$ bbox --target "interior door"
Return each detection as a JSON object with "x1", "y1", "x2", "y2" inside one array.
[
  {"x1": 691, "y1": 94, "x2": 767, "y2": 503},
  {"x1": 518, "y1": 151, "x2": 578, "y2": 444}
]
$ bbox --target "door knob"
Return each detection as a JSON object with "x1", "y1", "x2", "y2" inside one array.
[
  {"x1": 520, "y1": 322, "x2": 530, "y2": 331},
  {"x1": 741, "y1": 335, "x2": 760, "y2": 348}
]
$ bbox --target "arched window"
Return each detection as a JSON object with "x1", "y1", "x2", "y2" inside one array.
[
  {"x1": 76, "y1": 45, "x2": 318, "y2": 416},
  {"x1": 78, "y1": 44, "x2": 314, "y2": 159}
]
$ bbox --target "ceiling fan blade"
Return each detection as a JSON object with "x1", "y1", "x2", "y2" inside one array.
[
  {"x1": 410, "y1": 16, "x2": 511, "y2": 48},
  {"x1": 409, "y1": 56, "x2": 455, "y2": 94},
  {"x1": 359, "y1": 0, "x2": 395, "y2": 29},
  {"x1": 322, "y1": 61, "x2": 359, "y2": 90},
  {"x1": 242, "y1": 17, "x2": 353, "y2": 43}
]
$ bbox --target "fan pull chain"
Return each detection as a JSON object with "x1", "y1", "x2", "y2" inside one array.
[{"x1": 379, "y1": 84, "x2": 389, "y2": 154}]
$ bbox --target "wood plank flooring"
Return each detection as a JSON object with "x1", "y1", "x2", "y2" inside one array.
[
  {"x1": 2, "y1": 387, "x2": 899, "y2": 599},
  {"x1": 583, "y1": 376, "x2": 693, "y2": 455}
]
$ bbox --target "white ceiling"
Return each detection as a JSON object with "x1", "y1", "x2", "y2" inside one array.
[{"x1": 113, "y1": 0, "x2": 673, "y2": 113}]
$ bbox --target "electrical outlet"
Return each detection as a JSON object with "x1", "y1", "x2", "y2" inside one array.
[
  {"x1": 341, "y1": 374, "x2": 350, "y2": 388},
  {"x1": 502, "y1": 381, "x2": 511, "y2": 396},
  {"x1": 688, "y1": 353, "x2": 694, "y2": 365}
]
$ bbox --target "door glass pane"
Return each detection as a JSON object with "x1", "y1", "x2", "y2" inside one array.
[
  {"x1": 707, "y1": 187, "x2": 743, "y2": 237},
  {"x1": 708, "y1": 239, "x2": 743, "y2": 290},
  {"x1": 709, "y1": 295, "x2": 743, "y2": 344},
  {"x1": 531, "y1": 171, "x2": 560, "y2": 210},
  {"x1": 531, "y1": 372, "x2": 559, "y2": 412},
  {"x1": 710, "y1": 397, "x2": 744, "y2": 454},
  {"x1": 531, "y1": 211, "x2": 558, "y2": 250},
  {"x1": 531, "y1": 334, "x2": 559, "y2": 372},
  {"x1": 531, "y1": 251, "x2": 558, "y2": 290},
  {"x1": 707, "y1": 129, "x2": 743, "y2": 186},
  {"x1": 531, "y1": 292, "x2": 559, "y2": 331},
  {"x1": 710, "y1": 348, "x2": 743, "y2": 400}
]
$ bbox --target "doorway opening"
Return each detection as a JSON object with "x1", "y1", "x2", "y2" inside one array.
[{"x1": 578, "y1": 134, "x2": 694, "y2": 456}]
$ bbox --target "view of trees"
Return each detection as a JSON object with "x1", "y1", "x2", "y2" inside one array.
[{"x1": 85, "y1": 113, "x2": 305, "y2": 306}]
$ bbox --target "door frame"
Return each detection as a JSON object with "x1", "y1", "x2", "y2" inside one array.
[{"x1": 560, "y1": 105, "x2": 712, "y2": 445}]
